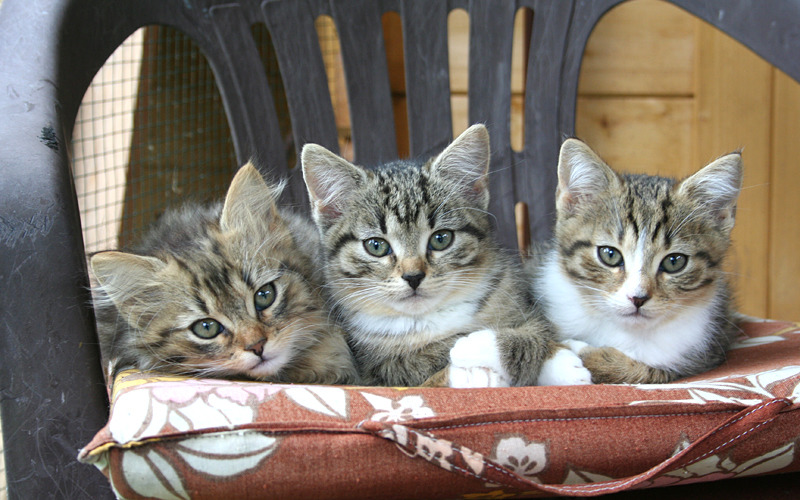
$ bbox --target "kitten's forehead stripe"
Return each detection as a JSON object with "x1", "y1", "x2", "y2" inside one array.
[
  {"x1": 694, "y1": 251, "x2": 719, "y2": 268},
  {"x1": 458, "y1": 223, "x2": 486, "y2": 241},
  {"x1": 626, "y1": 184, "x2": 639, "y2": 238},
  {"x1": 678, "y1": 278, "x2": 713, "y2": 292},
  {"x1": 193, "y1": 293, "x2": 209, "y2": 315},
  {"x1": 378, "y1": 211, "x2": 387, "y2": 234},
  {"x1": 330, "y1": 232, "x2": 358, "y2": 258},
  {"x1": 562, "y1": 239, "x2": 592, "y2": 257}
]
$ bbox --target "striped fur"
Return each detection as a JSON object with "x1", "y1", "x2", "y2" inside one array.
[
  {"x1": 531, "y1": 138, "x2": 742, "y2": 383},
  {"x1": 302, "y1": 125, "x2": 557, "y2": 387},
  {"x1": 89, "y1": 163, "x2": 357, "y2": 384}
]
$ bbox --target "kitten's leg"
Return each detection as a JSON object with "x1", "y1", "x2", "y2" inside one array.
[
  {"x1": 447, "y1": 330, "x2": 512, "y2": 388},
  {"x1": 496, "y1": 319, "x2": 592, "y2": 386},
  {"x1": 535, "y1": 345, "x2": 593, "y2": 386},
  {"x1": 565, "y1": 342, "x2": 676, "y2": 384},
  {"x1": 420, "y1": 367, "x2": 450, "y2": 387}
]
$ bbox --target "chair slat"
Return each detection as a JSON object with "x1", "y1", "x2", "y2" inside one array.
[
  {"x1": 467, "y1": 0, "x2": 517, "y2": 248},
  {"x1": 208, "y1": 5, "x2": 288, "y2": 173},
  {"x1": 261, "y1": 0, "x2": 339, "y2": 155},
  {"x1": 332, "y1": 0, "x2": 398, "y2": 165},
  {"x1": 517, "y1": 0, "x2": 577, "y2": 242},
  {"x1": 400, "y1": 0, "x2": 452, "y2": 158}
]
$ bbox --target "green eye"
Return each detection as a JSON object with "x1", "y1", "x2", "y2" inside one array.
[
  {"x1": 364, "y1": 237, "x2": 391, "y2": 257},
  {"x1": 598, "y1": 246, "x2": 624, "y2": 267},
  {"x1": 429, "y1": 230, "x2": 454, "y2": 251},
  {"x1": 660, "y1": 253, "x2": 688, "y2": 273},
  {"x1": 254, "y1": 282, "x2": 277, "y2": 311},
  {"x1": 191, "y1": 318, "x2": 225, "y2": 339}
]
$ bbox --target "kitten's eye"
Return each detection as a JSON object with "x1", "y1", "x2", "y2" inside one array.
[
  {"x1": 597, "y1": 246, "x2": 624, "y2": 267},
  {"x1": 254, "y1": 282, "x2": 277, "y2": 311},
  {"x1": 429, "y1": 230, "x2": 454, "y2": 251},
  {"x1": 190, "y1": 318, "x2": 225, "y2": 339},
  {"x1": 363, "y1": 237, "x2": 391, "y2": 257},
  {"x1": 660, "y1": 253, "x2": 688, "y2": 273}
]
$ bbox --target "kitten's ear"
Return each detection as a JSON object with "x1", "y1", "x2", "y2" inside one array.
[
  {"x1": 301, "y1": 144, "x2": 366, "y2": 226},
  {"x1": 430, "y1": 124, "x2": 491, "y2": 209},
  {"x1": 678, "y1": 152, "x2": 743, "y2": 232},
  {"x1": 556, "y1": 138, "x2": 618, "y2": 215},
  {"x1": 90, "y1": 251, "x2": 166, "y2": 307},
  {"x1": 220, "y1": 161, "x2": 285, "y2": 233}
]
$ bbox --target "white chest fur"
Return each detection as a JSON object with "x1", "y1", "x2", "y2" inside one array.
[{"x1": 347, "y1": 298, "x2": 481, "y2": 351}]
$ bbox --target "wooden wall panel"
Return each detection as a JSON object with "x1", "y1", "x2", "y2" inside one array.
[
  {"x1": 694, "y1": 21, "x2": 773, "y2": 317},
  {"x1": 575, "y1": 97, "x2": 694, "y2": 175},
  {"x1": 578, "y1": 0, "x2": 695, "y2": 96},
  {"x1": 769, "y1": 71, "x2": 800, "y2": 320}
]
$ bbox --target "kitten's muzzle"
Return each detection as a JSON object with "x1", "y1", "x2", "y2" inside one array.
[{"x1": 402, "y1": 271, "x2": 426, "y2": 290}]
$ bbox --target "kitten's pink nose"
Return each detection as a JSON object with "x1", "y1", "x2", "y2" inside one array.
[
  {"x1": 246, "y1": 339, "x2": 267, "y2": 357},
  {"x1": 402, "y1": 271, "x2": 425, "y2": 290},
  {"x1": 630, "y1": 295, "x2": 650, "y2": 309}
]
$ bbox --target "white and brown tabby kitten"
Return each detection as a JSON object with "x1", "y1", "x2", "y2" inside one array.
[
  {"x1": 531, "y1": 138, "x2": 742, "y2": 384},
  {"x1": 301, "y1": 125, "x2": 590, "y2": 387},
  {"x1": 89, "y1": 162, "x2": 358, "y2": 384}
]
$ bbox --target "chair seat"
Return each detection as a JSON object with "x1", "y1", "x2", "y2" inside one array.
[{"x1": 79, "y1": 318, "x2": 800, "y2": 499}]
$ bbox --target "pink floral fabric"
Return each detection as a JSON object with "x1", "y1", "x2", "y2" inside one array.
[{"x1": 79, "y1": 319, "x2": 800, "y2": 499}]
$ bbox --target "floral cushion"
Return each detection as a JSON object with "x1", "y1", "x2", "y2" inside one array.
[{"x1": 79, "y1": 319, "x2": 800, "y2": 499}]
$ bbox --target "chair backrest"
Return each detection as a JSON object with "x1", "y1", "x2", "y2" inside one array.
[{"x1": 1, "y1": 0, "x2": 799, "y2": 497}]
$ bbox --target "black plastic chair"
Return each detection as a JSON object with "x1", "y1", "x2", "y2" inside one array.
[{"x1": 1, "y1": 0, "x2": 799, "y2": 497}]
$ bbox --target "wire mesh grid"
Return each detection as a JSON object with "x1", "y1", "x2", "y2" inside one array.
[
  {"x1": 72, "y1": 26, "x2": 238, "y2": 252},
  {"x1": 71, "y1": 22, "x2": 345, "y2": 253}
]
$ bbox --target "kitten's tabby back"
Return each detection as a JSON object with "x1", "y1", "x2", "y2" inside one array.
[
  {"x1": 90, "y1": 163, "x2": 357, "y2": 384},
  {"x1": 301, "y1": 125, "x2": 590, "y2": 387},
  {"x1": 532, "y1": 138, "x2": 742, "y2": 384}
]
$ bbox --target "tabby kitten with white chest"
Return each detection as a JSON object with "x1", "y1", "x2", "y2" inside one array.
[
  {"x1": 301, "y1": 125, "x2": 590, "y2": 387},
  {"x1": 90, "y1": 163, "x2": 358, "y2": 384},
  {"x1": 531, "y1": 138, "x2": 742, "y2": 384}
]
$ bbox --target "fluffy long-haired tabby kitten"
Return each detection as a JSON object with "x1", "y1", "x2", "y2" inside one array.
[
  {"x1": 301, "y1": 125, "x2": 590, "y2": 387},
  {"x1": 89, "y1": 163, "x2": 357, "y2": 384},
  {"x1": 531, "y1": 138, "x2": 742, "y2": 384}
]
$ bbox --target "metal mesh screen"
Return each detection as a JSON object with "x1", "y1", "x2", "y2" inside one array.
[
  {"x1": 72, "y1": 22, "x2": 342, "y2": 253},
  {"x1": 72, "y1": 26, "x2": 238, "y2": 252}
]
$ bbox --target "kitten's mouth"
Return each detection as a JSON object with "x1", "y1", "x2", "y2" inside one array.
[
  {"x1": 248, "y1": 353, "x2": 282, "y2": 376},
  {"x1": 621, "y1": 310, "x2": 651, "y2": 321}
]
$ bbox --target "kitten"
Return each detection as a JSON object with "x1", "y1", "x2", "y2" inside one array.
[
  {"x1": 530, "y1": 138, "x2": 742, "y2": 384},
  {"x1": 89, "y1": 162, "x2": 358, "y2": 385},
  {"x1": 301, "y1": 125, "x2": 590, "y2": 387}
]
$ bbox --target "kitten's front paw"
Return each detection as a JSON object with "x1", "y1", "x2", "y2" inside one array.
[
  {"x1": 537, "y1": 348, "x2": 593, "y2": 386},
  {"x1": 562, "y1": 339, "x2": 590, "y2": 355},
  {"x1": 448, "y1": 330, "x2": 511, "y2": 388}
]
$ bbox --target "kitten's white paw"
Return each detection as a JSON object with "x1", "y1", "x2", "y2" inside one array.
[
  {"x1": 562, "y1": 339, "x2": 590, "y2": 355},
  {"x1": 537, "y1": 348, "x2": 593, "y2": 386},
  {"x1": 448, "y1": 330, "x2": 511, "y2": 388}
]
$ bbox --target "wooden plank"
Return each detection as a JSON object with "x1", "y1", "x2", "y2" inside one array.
[
  {"x1": 331, "y1": 0, "x2": 397, "y2": 165},
  {"x1": 575, "y1": 97, "x2": 694, "y2": 175},
  {"x1": 578, "y1": 0, "x2": 695, "y2": 96},
  {"x1": 448, "y1": 9, "x2": 469, "y2": 94},
  {"x1": 694, "y1": 21, "x2": 773, "y2": 318},
  {"x1": 452, "y1": 94, "x2": 524, "y2": 152},
  {"x1": 448, "y1": 7, "x2": 529, "y2": 95},
  {"x1": 468, "y1": 0, "x2": 517, "y2": 248},
  {"x1": 769, "y1": 70, "x2": 800, "y2": 320},
  {"x1": 401, "y1": 0, "x2": 452, "y2": 157},
  {"x1": 262, "y1": 1, "x2": 339, "y2": 155}
]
